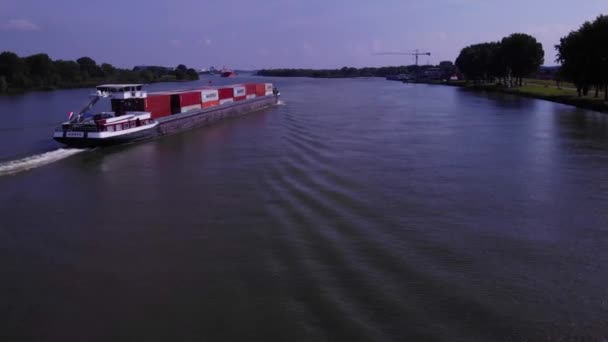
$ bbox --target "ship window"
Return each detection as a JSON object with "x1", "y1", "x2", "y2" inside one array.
[
  {"x1": 107, "y1": 125, "x2": 114, "y2": 132},
  {"x1": 116, "y1": 124, "x2": 122, "y2": 131}
]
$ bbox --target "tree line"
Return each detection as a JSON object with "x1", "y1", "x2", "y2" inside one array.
[
  {"x1": 258, "y1": 66, "x2": 413, "y2": 78},
  {"x1": 556, "y1": 15, "x2": 608, "y2": 99},
  {"x1": 257, "y1": 64, "x2": 455, "y2": 78},
  {"x1": 455, "y1": 33, "x2": 544, "y2": 87},
  {"x1": 0, "y1": 51, "x2": 199, "y2": 93}
]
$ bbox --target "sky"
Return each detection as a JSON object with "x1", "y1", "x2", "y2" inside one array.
[{"x1": 0, "y1": 0, "x2": 606, "y2": 70}]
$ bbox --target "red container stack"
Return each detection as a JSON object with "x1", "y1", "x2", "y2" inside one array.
[
  {"x1": 255, "y1": 84, "x2": 266, "y2": 97},
  {"x1": 245, "y1": 84, "x2": 256, "y2": 95},
  {"x1": 218, "y1": 87, "x2": 234, "y2": 105},
  {"x1": 201, "y1": 89, "x2": 220, "y2": 108},
  {"x1": 145, "y1": 95, "x2": 171, "y2": 118},
  {"x1": 245, "y1": 84, "x2": 257, "y2": 100},
  {"x1": 232, "y1": 85, "x2": 246, "y2": 101},
  {"x1": 179, "y1": 91, "x2": 200, "y2": 106},
  {"x1": 218, "y1": 88, "x2": 233, "y2": 100}
]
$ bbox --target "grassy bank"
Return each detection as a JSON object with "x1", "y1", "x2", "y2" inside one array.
[{"x1": 427, "y1": 81, "x2": 608, "y2": 113}]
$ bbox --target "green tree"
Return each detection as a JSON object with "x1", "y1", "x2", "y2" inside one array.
[
  {"x1": 100, "y1": 63, "x2": 116, "y2": 77},
  {"x1": 456, "y1": 43, "x2": 502, "y2": 82},
  {"x1": 54, "y1": 60, "x2": 81, "y2": 85},
  {"x1": 175, "y1": 69, "x2": 186, "y2": 80},
  {"x1": 0, "y1": 50, "x2": 198, "y2": 92},
  {"x1": 556, "y1": 28, "x2": 592, "y2": 96},
  {"x1": 174, "y1": 64, "x2": 188, "y2": 80},
  {"x1": 139, "y1": 69, "x2": 154, "y2": 83},
  {"x1": 0, "y1": 51, "x2": 26, "y2": 83},
  {"x1": 501, "y1": 33, "x2": 544, "y2": 86},
  {"x1": 0, "y1": 76, "x2": 7, "y2": 92},
  {"x1": 584, "y1": 15, "x2": 608, "y2": 100},
  {"x1": 24, "y1": 53, "x2": 55, "y2": 87},
  {"x1": 77, "y1": 56, "x2": 99, "y2": 78},
  {"x1": 186, "y1": 68, "x2": 199, "y2": 80}
]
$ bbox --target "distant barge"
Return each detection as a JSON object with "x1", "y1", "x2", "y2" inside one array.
[{"x1": 53, "y1": 83, "x2": 279, "y2": 147}]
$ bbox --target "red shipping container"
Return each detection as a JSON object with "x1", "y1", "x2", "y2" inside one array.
[
  {"x1": 245, "y1": 84, "x2": 256, "y2": 95},
  {"x1": 202, "y1": 100, "x2": 220, "y2": 108},
  {"x1": 218, "y1": 88, "x2": 234, "y2": 100},
  {"x1": 179, "y1": 91, "x2": 200, "y2": 106},
  {"x1": 255, "y1": 84, "x2": 266, "y2": 97},
  {"x1": 145, "y1": 95, "x2": 171, "y2": 119}
]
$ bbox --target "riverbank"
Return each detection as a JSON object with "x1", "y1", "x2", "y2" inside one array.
[
  {"x1": 0, "y1": 51, "x2": 200, "y2": 96},
  {"x1": 0, "y1": 76, "x2": 200, "y2": 96},
  {"x1": 256, "y1": 66, "x2": 415, "y2": 78},
  {"x1": 421, "y1": 80, "x2": 608, "y2": 113}
]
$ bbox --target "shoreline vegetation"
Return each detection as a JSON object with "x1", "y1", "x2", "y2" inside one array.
[
  {"x1": 258, "y1": 67, "x2": 412, "y2": 78},
  {"x1": 451, "y1": 14, "x2": 608, "y2": 113},
  {"x1": 430, "y1": 80, "x2": 608, "y2": 113},
  {"x1": 258, "y1": 14, "x2": 608, "y2": 114},
  {"x1": 257, "y1": 67, "x2": 608, "y2": 113},
  {"x1": 0, "y1": 51, "x2": 199, "y2": 95}
]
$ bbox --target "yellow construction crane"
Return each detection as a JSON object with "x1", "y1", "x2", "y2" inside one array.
[{"x1": 374, "y1": 50, "x2": 431, "y2": 66}]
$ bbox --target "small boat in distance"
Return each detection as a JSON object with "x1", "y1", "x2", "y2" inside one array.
[
  {"x1": 220, "y1": 67, "x2": 236, "y2": 77},
  {"x1": 53, "y1": 83, "x2": 279, "y2": 147}
]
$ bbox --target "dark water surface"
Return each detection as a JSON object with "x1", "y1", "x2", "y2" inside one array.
[{"x1": 1, "y1": 76, "x2": 608, "y2": 341}]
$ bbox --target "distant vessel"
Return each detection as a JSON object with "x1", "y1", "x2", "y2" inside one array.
[
  {"x1": 53, "y1": 83, "x2": 279, "y2": 147},
  {"x1": 386, "y1": 74, "x2": 414, "y2": 82},
  {"x1": 220, "y1": 67, "x2": 236, "y2": 77}
]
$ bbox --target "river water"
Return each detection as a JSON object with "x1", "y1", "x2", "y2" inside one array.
[{"x1": 1, "y1": 76, "x2": 608, "y2": 341}]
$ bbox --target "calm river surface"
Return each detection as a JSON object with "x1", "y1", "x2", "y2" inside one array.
[{"x1": 1, "y1": 75, "x2": 608, "y2": 341}]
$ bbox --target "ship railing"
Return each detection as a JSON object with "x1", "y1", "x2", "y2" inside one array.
[{"x1": 58, "y1": 124, "x2": 100, "y2": 132}]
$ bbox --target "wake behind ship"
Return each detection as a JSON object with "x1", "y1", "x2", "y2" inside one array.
[{"x1": 53, "y1": 83, "x2": 279, "y2": 147}]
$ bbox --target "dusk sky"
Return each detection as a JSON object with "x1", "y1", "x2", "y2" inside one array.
[{"x1": 1, "y1": 0, "x2": 606, "y2": 70}]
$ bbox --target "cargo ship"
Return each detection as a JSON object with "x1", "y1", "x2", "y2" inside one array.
[
  {"x1": 220, "y1": 69, "x2": 236, "y2": 77},
  {"x1": 53, "y1": 82, "x2": 279, "y2": 147}
]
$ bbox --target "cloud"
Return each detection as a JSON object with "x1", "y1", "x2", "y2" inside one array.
[
  {"x1": 204, "y1": 38, "x2": 212, "y2": 46},
  {"x1": 170, "y1": 39, "x2": 182, "y2": 47},
  {"x1": 1, "y1": 19, "x2": 39, "y2": 31}
]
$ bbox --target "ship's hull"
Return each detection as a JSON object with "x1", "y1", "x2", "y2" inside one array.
[
  {"x1": 54, "y1": 95, "x2": 278, "y2": 148},
  {"x1": 53, "y1": 124, "x2": 158, "y2": 148}
]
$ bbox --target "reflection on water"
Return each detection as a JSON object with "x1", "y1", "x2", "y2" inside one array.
[{"x1": 1, "y1": 77, "x2": 608, "y2": 341}]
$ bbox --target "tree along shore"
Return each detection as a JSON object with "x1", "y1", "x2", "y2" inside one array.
[
  {"x1": 419, "y1": 80, "x2": 608, "y2": 113},
  {"x1": 451, "y1": 14, "x2": 608, "y2": 113},
  {"x1": 256, "y1": 64, "x2": 455, "y2": 79},
  {"x1": 455, "y1": 15, "x2": 608, "y2": 101},
  {"x1": 0, "y1": 51, "x2": 199, "y2": 94}
]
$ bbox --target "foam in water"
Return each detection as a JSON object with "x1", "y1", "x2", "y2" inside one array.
[
  {"x1": 0, "y1": 148, "x2": 86, "y2": 176},
  {"x1": 278, "y1": 100, "x2": 286, "y2": 106}
]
